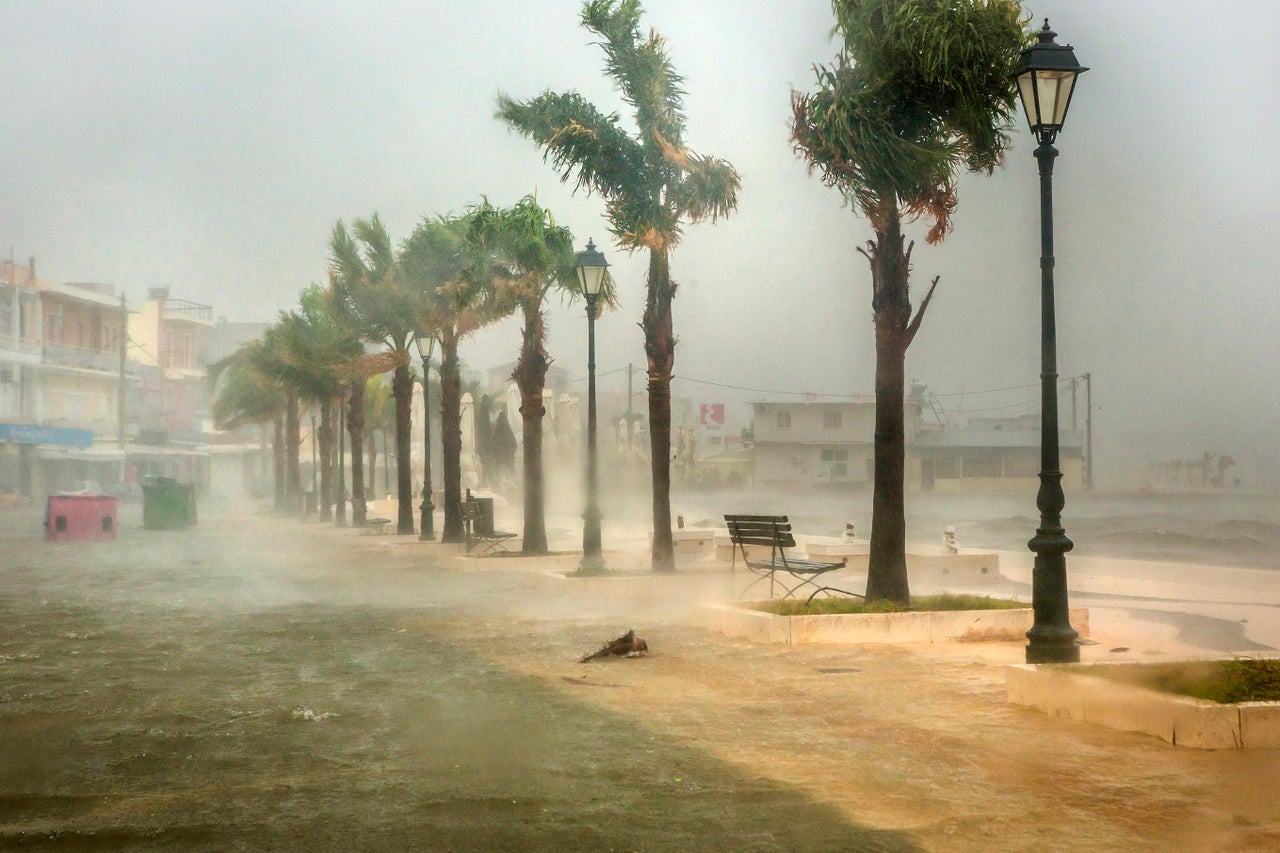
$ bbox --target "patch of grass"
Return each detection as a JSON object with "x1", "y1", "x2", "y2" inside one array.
[
  {"x1": 1089, "y1": 659, "x2": 1280, "y2": 704},
  {"x1": 565, "y1": 565, "x2": 618, "y2": 578},
  {"x1": 753, "y1": 594, "x2": 1026, "y2": 617}
]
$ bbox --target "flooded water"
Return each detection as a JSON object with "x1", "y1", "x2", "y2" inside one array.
[
  {"x1": 4, "y1": 502, "x2": 1280, "y2": 850},
  {"x1": 0, "y1": 510, "x2": 909, "y2": 851}
]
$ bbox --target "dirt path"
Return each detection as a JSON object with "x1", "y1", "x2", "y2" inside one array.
[{"x1": 3, "y1": 511, "x2": 1279, "y2": 851}]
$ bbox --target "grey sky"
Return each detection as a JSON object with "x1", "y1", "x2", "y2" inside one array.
[{"x1": 3, "y1": 1, "x2": 1277, "y2": 488}]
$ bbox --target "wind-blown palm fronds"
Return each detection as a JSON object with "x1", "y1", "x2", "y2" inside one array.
[{"x1": 497, "y1": 0, "x2": 739, "y2": 572}]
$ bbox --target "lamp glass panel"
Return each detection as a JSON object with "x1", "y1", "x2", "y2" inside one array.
[
  {"x1": 580, "y1": 265, "x2": 605, "y2": 296},
  {"x1": 1049, "y1": 72, "x2": 1076, "y2": 125},
  {"x1": 1017, "y1": 72, "x2": 1038, "y2": 127}
]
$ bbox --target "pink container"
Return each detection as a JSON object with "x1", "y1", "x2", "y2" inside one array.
[{"x1": 45, "y1": 495, "x2": 119, "y2": 542}]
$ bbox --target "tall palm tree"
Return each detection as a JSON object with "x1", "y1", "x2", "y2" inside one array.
[
  {"x1": 497, "y1": 0, "x2": 740, "y2": 573},
  {"x1": 250, "y1": 323, "x2": 303, "y2": 511},
  {"x1": 791, "y1": 0, "x2": 1024, "y2": 603},
  {"x1": 208, "y1": 337, "x2": 287, "y2": 508},
  {"x1": 363, "y1": 375, "x2": 396, "y2": 499},
  {"x1": 274, "y1": 286, "x2": 363, "y2": 523},
  {"x1": 330, "y1": 216, "x2": 418, "y2": 534},
  {"x1": 473, "y1": 195, "x2": 585, "y2": 554},
  {"x1": 402, "y1": 207, "x2": 510, "y2": 544}
]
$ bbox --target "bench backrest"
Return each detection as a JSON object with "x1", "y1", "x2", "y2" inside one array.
[{"x1": 724, "y1": 514, "x2": 797, "y2": 549}]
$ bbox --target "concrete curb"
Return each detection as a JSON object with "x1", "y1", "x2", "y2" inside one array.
[
  {"x1": 696, "y1": 601, "x2": 1090, "y2": 646},
  {"x1": 1007, "y1": 661, "x2": 1280, "y2": 749}
]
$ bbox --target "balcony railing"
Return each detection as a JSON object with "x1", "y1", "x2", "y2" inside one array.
[
  {"x1": 42, "y1": 343, "x2": 119, "y2": 373},
  {"x1": 163, "y1": 299, "x2": 214, "y2": 324}
]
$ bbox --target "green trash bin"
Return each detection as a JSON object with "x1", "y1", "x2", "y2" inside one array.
[{"x1": 142, "y1": 477, "x2": 198, "y2": 530}]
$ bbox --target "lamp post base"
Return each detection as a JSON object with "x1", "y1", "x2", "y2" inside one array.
[
  {"x1": 419, "y1": 498, "x2": 435, "y2": 541},
  {"x1": 1025, "y1": 636, "x2": 1081, "y2": 664},
  {"x1": 581, "y1": 505, "x2": 603, "y2": 571}
]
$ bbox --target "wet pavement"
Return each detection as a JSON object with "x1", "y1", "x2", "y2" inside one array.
[{"x1": 2, "y1": 507, "x2": 1279, "y2": 851}]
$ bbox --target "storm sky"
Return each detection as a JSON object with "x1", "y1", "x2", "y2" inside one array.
[{"x1": 3, "y1": 0, "x2": 1277, "y2": 488}]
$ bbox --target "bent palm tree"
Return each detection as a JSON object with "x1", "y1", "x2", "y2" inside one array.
[
  {"x1": 330, "y1": 216, "x2": 418, "y2": 534},
  {"x1": 208, "y1": 337, "x2": 287, "y2": 508},
  {"x1": 498, "y1": 0, "x2": 739, "y2": 573},
  {"x1": 473, "y1": 195, "x2": 589, "y2": 554},
  {"x1": 402, "y1": 207, "x2": 511, "y2": 544},
  {"x1": 791, "y1": 0, "x2": 1024, "y2": 603}
]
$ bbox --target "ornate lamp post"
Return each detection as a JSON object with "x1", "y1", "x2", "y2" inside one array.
[
  {"x1": 1014, "y1": 19, "x2": 1088, "y2": 664},
  {"x1": 310, "y1": 413, "x2": 318, "y2": 516},
  {"x1": 335, "y1": 398, "x2": 347, "y2": 527},
  {"x1": 576, "y1": 239, "x2": 609, "y2": 571},
  {"x1": 414, "y1": 333, "x2": 436, "y2": 540}
]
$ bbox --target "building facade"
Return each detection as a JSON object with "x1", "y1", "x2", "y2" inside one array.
[{"x1": 751, "y1": 394, "x2": 1082, "y2": 493}]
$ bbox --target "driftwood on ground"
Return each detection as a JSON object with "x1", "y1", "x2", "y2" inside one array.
[{"x1": 579, "y1": 629, "x2": 649, "y2": 663}]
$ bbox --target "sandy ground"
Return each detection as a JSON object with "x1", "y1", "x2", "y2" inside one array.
[{"x1": 2, "y1": 503, "x2": 1279, "y2": 851}]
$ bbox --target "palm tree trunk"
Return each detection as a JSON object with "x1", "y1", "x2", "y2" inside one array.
[
  {"x1": 514, "y1": 301, "x2": 549, "y2": 554},
  {"x1": 643, "y1": 248, "x2": 676, "y2": 573},
  {"x1": 392, "y1": 358, "x2": 415, "y2": 534},
  {"x1": 439, "y1": 332, "x2": 465, "y2": 543},
  {"x1": 318, "y1": 399, "x2": 333, "y2": 523},
  {"x1": 367, "y1": 429, "x2": 378, "y2": 500},
  {"x1": 272, "y1": 415, "x2": 285, "y2": 510},
  {"x1": 286, "y1": 391, "x2": 301, "y2": 513},
  {"x1": 347, "y1": 378, "x2": 366, "y2": 526},
  {"x1": 865, "y1": 205, "x2": 911, "y2": 605}
]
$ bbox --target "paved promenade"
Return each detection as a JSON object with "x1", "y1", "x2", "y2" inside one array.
[{"x1": 2, "y1": 507, "x2": 1278, "y2": 850}]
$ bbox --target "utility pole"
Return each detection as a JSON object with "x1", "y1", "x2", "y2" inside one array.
[{"x1": 1085, "y1": 372, "x2": 1093, "y2": 491}]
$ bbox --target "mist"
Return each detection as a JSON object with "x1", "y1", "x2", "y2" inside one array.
[{"x1": 3, "y1": 0, "x2": 1277, "y2": 492}]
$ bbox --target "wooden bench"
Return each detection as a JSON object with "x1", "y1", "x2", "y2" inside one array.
[
  {"x1": 359, "y1": 517, "x2": 392, "y2": 535},
  {"x1": 724, "y1": 514, "x2": 861, "y2": 603},
  {"x1": 460, "y1": 500, "x2": 517, "y2": 556}
]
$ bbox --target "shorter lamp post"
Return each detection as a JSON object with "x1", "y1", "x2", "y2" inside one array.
[
  {"x1": 335, "y1": 398, "x2": 347, "y2": 527},
  {"x1": 577, "y1": 239, "x2": 608, "y2": 571},
  {"x1": 310, "y1": 413, "x2": 318, "y2": 515},
  {"x1": 1014, "y1": 19, "x2": 1088, "y2": 664},
  {"x1": 414, "y1": 333, "x2": 436, "y2": 541}
]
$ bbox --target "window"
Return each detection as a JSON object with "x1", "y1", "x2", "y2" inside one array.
[
  {"x1": 1004, "y1": 453, "x2": 1039, "y2": 478},
  {"x1": 776, "y1": 410, "x2": 791, "y2": 429},
  {"x1": 935, "y1": 456, "x2": 958, "y2": 478},
  {"x1": 820, "y1": 448, "x2": 848, "y2": 463},
  {"x1": 823, "y1": 410, "x2": 842, "y2": 430},
  {"x1": 963, "y1": 456, "x2": 1001, "y2": 478}
]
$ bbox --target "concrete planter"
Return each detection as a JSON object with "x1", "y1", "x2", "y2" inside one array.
[
  {"x1": 697, "y1": 601, "x2": 1089, "y2": 646},
  {"x1": 1007, "y1": 662, "x2": 1280, "y2": 749}
]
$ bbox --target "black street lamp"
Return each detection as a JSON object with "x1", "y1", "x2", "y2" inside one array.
[
  {"x1": 414, "y1": 333, "x2": 436, "y2": 541},
  {"x1": 577, "y1": 239, "x2": 609, "y2": 571},
  {"x1": 1014, "y1": 20, "x2": 1088, "y2": 665},
  {"x1": 335, "y1": 399, "x2": 347, "y2": 527},
  {"x1": 310, "y1": 413, "x2": 318, "y2": 515}
]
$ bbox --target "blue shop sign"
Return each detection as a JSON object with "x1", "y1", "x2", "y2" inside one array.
[{"x1": 0, "y1": 423, "x2": 94, "y2": 448}]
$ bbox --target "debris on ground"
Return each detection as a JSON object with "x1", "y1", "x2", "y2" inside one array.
[{"x1": 579, "y1": 629, "x2": 649, "y2": 663}]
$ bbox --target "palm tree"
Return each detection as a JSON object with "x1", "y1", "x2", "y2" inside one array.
[
  {"x1": 791, "y1": 0, "x2": 1024, "y2": 603},
  {"x1": 208, "y1": 337, "x2": 287, "y2": 508},
  {"x1": 250, "y1": 323, "x2": 303, "y2": 511},
  {"x1": 402, "y1": 207, "x2": 510, "y2": 544},
  {"x1": 497, "y1": 0, "x2": 739, "y2": 573},
  {"x1": 330, "y1": 216, "x2": 418, "y2": 534},
  {"x1": 473, "y1": 195, "x2": 584, "y2": 554},
  {"x1": 274, "y1": 286, "x2": 363, "y2": 523},
  {"x1": 363, "y1": 375, "x2": 396, "y2": 499}
]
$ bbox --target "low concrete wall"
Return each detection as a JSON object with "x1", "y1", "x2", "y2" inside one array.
[
  {"x1": 1007, "y1": 662, "x2": 1280, "y2": 749},
  {"x1": 905, "y1": 547, "x2": 999, "y2": 586},
  {"x1": 696, "y1": 601, "x2": 1089, "y2": 646}
]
